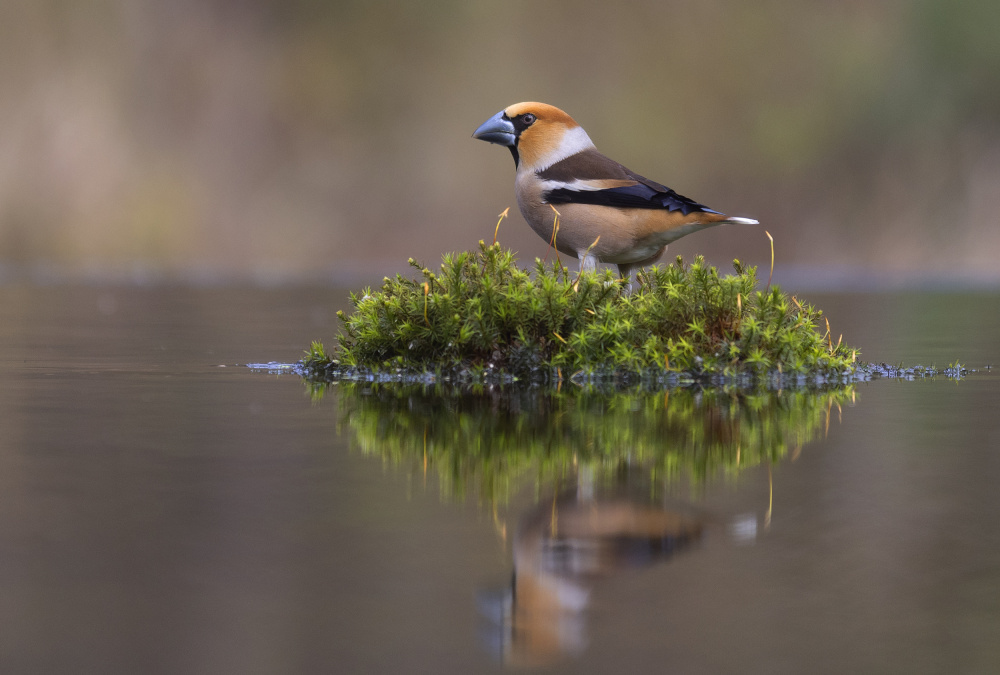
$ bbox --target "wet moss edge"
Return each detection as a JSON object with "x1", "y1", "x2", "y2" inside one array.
[{"x1": 303, "y1": 241, "x2": 861, "y2": 386}]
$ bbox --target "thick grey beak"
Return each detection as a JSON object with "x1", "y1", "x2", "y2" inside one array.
[{"x1": 473, "y1": 110, "x2": 516, "y2": 146}]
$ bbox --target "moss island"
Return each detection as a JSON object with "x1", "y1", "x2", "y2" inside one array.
[{"x1": 303, "y1": 241, "x2": 858, "y2": 385}]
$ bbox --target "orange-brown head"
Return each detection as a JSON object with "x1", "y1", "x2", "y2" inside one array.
[{"x1": 473, "y1": 102, "x2": 595, "y2": 172}]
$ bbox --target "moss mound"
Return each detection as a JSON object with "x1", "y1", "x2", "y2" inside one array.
[{"x1": 304, "y1": 241, "x2": 858, "y2": 383}]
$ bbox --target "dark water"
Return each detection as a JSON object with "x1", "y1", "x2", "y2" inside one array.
[{"x1": 2, "y1": 286, "x2": 999, "y2": 674}]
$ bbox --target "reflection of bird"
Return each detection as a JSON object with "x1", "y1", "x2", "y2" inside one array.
[
  {"x1": 473, "y1": 102, "x2": 758, "y2": 281},
  {"x1": 478, "y1": 489, "x2": 705, "y2": 667}
]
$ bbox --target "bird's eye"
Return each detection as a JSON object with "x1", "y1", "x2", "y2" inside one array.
[{"x1": 522, "y1": 113, "x2": 536, "y2": 125}]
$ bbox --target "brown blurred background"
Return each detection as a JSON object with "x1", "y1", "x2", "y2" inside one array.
[{"x1": 2, "y1": 0, "x2": 999, "y2": 286}]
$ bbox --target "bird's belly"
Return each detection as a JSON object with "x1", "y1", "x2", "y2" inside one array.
[
  {"x1": 628, "y1": 221, "x2": 710, "y2": 255},
  {"x1": 598, "y1": 240, "x2": 666, "y2": 264},
  {"x1": 519, "y1": 198, "x2": 713, "y2": 261}
]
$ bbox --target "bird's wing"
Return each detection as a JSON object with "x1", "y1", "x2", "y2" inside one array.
[{"x1": 537, "y1": 149, "x2": 720, "y2": 216}]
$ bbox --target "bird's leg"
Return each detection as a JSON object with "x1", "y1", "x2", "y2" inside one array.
[
  {"x1": 616, "y1": 263, "x2": 636, "y2": 295},
  {"x1": 579, "y1": 254, "x2": 599, "y2": 274},
  {"x1": 617, "y1": 248, "x2": 665, "y2": 295}
]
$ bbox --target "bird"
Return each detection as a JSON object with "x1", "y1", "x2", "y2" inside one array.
[{"x1": 473, "y1": 102, "x2": 758, "y2": 283}]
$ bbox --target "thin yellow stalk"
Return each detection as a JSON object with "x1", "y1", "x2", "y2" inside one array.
[
  {"x1": 544, "y1": 205, "x2": 561, "y2": 265},
  {"x1": 423, "y1": 282, "x2": 430, "y2": 326},
  {"x1": 765, "y1": 230, "x2": 774, "y2": 293},
  {"x1": 573, "y1": 235, "x2": 601, "y2": 291},
  {"x1": 493, "y1": 207, "x2": 510, "y2": 245}
]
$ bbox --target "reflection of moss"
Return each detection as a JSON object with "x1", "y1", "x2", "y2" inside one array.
[
  {"x1": 304, "y1": 242, "x2": 858, "y2": 384},
  {"x1": 320, "y1": 382, "x2": 855, "y2": 503}
]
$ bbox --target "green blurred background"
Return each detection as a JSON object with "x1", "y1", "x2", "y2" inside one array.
[{"x1": 2, "y1": 0, "x2": 999, "y2": 285}]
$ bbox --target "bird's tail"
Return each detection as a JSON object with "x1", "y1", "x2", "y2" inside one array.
[{"x1": 721, "y1": 216, "x2": 759, "y2": 225}]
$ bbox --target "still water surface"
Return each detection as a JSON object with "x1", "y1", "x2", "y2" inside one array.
[{"x1": 2, "y1": 286, "x2": 999, "y2": 673}]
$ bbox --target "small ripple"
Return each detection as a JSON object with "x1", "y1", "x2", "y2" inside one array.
[{"x1": 246, "y1": 362, "x2": 303, "y2": 375}]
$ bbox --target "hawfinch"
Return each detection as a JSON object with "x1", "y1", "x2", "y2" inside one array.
[{"x1": 473, "y1": 102, "x2": 758, "y2": 280}]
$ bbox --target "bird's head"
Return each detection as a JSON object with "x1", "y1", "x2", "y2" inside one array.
[{"x1": 473, "y1": 102, "x2": 594, "y2": 171}]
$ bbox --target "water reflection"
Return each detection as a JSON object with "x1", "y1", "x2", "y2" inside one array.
[
  {"x1": 310, "y1": 381, "x2": 854, "y2": 665},
  {"x1": 316, "y1": 382, "x2": 855, "y2": 505},
  {"x1": 481, "y1": 476, "x2": 707, "y2": 667}
]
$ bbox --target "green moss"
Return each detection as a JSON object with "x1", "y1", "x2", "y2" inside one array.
[{"x1": 304, "y1": 241, "x2": 858, "y2": 384}]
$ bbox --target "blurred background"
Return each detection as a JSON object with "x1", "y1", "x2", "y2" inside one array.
[{"x1": 1, "y1": 0, "x2": 999, "y2": 287}]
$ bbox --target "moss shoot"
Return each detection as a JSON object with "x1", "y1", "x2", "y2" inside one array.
[{"x1": 303, "y1": 241, "x2": 858, "y2": 384}]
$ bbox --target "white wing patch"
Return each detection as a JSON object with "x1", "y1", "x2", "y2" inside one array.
[
  {"x1": 533, "y1": 126, "x2": 596, "y2": 172},
  {"x1": 538, "y1": 178, "x2": 635, "y2": 192}
]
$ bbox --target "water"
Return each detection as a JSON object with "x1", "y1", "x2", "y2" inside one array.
[{"x1": 2, "y1": 285, "x2": 999, "y2": 674}]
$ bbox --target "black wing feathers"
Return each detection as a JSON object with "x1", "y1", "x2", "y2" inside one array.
[
  {"x1": 545, "y1": 184, "x2": 717, "y2": 215},
  {"x1": 538, "y1": 149, "x2": 719, "y2": 216}
]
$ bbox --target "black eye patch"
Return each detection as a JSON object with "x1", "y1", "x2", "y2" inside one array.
[{"x1": 509, "y1": 113, "x2": 537, "y2": 133}]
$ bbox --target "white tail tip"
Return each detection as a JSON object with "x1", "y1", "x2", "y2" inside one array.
[{"x1": 726, "y1": 217, "x2": 759, "y2": 225}]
